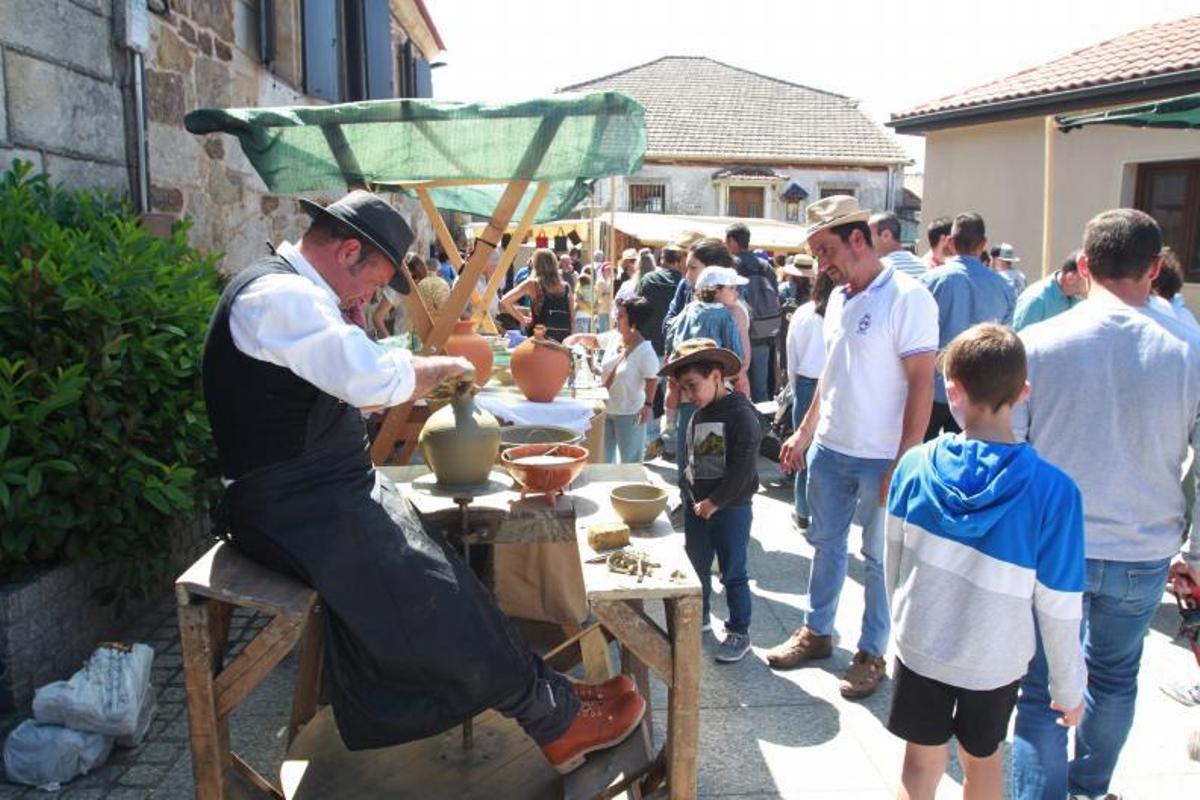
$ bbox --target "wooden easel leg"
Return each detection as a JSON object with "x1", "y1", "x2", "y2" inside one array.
[
  {"x1": 664, "y1": 596, "x2": 701, "y2": 800},
  {"x1": 179, "y1": 599, "x2": 231, "y2": 800},
  {"x1": 288, "y1": 605, "x2": 324, "y2": 747}
]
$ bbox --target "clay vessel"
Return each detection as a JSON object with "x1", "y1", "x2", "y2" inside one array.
[
  {"x1": 510, "y1": 325, "x2": 571, "y2": 402},
  {"x1": 443, "y1": 319, "x2": 493, "y2": 387},
  {"x1": 610, "y1": 483, "x2": 668, "y2": 526},
  {"x1": 418, "y1": 389, "x2": 501, "y2": 487},
  {"x1": 500, "y1": 443, "x2": 589, "y2": 505}
]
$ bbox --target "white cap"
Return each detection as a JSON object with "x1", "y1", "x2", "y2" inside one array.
[{"x1": 695, "y1": 266, "x2": 749, "y2": 290}]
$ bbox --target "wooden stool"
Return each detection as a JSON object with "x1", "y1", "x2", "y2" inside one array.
[{"x1": 176, "y1": 542, "x2": 324, "y2": 800}]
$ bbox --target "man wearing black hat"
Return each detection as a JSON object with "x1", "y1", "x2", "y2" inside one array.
[{"x1": 202, "y1": 190, "x2": 645, "y2": 772}]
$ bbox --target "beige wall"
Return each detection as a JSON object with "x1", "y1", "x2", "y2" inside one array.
[{"x1": 920, "y1": 112, "x2": 1200, "y2": 302}]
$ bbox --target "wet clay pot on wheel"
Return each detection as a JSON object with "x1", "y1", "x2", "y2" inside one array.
[
  {"x1": 510, "y1": 325, "x2": 571, "y2": 403},
  {"x1": 443, "y1": 319, "x2": 493, "y2": 387},
  {"x1": 418, "y1": 389, "x2": 501, "y2": 488}
]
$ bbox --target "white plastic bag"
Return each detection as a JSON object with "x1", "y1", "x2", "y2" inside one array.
[
  {"x1": 3, "y1": 719, "x2": 113, "y2": 789},
  {"x1": 115, "y1": 685, "x2": 157, "y2": 749},
  {"x1": 33, "y1": 643, "x2": 154, "y2": 737}
]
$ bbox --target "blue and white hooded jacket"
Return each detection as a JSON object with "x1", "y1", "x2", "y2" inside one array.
[{"x1": 886, "y1": 435, "x2": 1086, "y2": 708}]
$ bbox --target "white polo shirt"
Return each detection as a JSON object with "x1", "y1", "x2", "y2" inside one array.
[{"x1": 815, "y1": 266, "x2": 938, "y2": 460}]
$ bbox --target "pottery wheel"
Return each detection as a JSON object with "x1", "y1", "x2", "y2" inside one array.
[{"x1": 410, "y1": 471, "x2": 514, "y2": 500}]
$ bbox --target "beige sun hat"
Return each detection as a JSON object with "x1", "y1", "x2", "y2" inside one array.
[
  {"x1": 801, "y1": 195, "x2": 872, "y2": 242},
  {"x1": 781, "y1": 253, "x2": 816, "y2": 278}
]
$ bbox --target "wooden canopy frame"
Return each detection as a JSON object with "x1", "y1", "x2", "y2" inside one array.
[{"x1": 368, "y1": 177, "x2": 552, "y2": 465}]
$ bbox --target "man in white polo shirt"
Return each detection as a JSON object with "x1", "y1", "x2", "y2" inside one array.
[{"x1": 765, "y1": 196, "x2": 938, "y2": 700}]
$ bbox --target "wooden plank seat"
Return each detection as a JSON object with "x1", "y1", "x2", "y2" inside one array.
[{"x1": 176, "y1": 542, "x2": 323, "y2": 800}]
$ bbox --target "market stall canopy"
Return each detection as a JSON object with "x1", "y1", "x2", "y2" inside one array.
[
  {"x1": 183, "y1": 93, "x2": 647, "y2": 221},
  {"x1": 468, "y1": 211, "x2": 815, "y2": 253},
  {"x1": 1057, "y1": 92, "x2": 1200, "y2": 131}
]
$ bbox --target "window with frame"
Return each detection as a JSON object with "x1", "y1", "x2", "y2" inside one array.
[
  {"x1": 300, "y1": 0, "x2": 398, "y2": 103},
  {"x1": 629, "y1": 184, "x2": 666, "y2": 214},
  {"x1": 1136, "y1": 160, "x2": 1200, "y2": 280},
  {"x1": 819, "y1": 187, "x2": 856, "y2": 199}
]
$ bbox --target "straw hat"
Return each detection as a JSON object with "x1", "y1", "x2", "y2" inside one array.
[
  {"x1": 620, "y1": 248, "x2": 639, "y2": 261},
  {"x1": 801, "y1": 195, "x2": 872, "y2": 242},
  {"x1": 995, "y1": 243, "x2": 1021, "y2": 262},
  {"x1": 659, "y1": 338, "x2": 742, "y2": 379},
  {"x1": 781, "y1": 254, "x2": 816, "y2": 278}
]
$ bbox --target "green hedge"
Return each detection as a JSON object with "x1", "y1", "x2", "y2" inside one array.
[{"x1": 0, "y1": 162, "x2": 221, "y2": 602}]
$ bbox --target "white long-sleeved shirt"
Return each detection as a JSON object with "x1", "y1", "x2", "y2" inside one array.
[{"x1": 228, "y1": 242, "x2": 415, "y2": 409}]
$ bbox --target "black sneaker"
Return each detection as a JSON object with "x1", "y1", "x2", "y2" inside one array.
[{"x1": 715, "y1": 631, "x2": 751, "y2": 663}]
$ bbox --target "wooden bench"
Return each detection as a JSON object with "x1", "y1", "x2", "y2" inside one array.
[{"x1": 176, "y1": 542, "x2": 324, "y2": 800}]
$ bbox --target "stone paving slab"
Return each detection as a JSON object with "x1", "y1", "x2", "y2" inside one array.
[{"x1": 0, "y1": 455, "x2": 1196, "y2": 798}]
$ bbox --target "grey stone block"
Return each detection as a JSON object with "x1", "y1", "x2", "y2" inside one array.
[
  {"x1": 6, "y1": 53, "x2": 124, "y2": 163},
  {"x1": 43, "y1": 152, "x2": 130, "y2": 194},
  {"x1": 0, "y1": 0, "x2": 114, "y2": 80},
  {"x1": 0, "y1": 51, "x2": 7, "y2": 144},
  {"x1": 0, "y1": 147, "x2": 43, "y2": 176}
]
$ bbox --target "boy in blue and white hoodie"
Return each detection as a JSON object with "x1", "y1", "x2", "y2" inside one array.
[{"x1": 885, "y1": 323, "x2": 1086, "y2": 799}]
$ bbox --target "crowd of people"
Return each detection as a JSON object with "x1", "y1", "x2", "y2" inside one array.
[
  {"x1": 341, "y1": 198, "x2": 1200, "y2": 798},
  {"x1": 694, "y1": 197, "x2": 1200, "y2": 800}
]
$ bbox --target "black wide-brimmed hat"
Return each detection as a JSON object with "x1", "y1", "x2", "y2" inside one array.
[{"x1": 299, "y1": 190, "x2": 414, "y2": 294}]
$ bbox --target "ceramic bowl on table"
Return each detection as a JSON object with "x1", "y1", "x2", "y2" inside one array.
[
  {"x1": 498, "y1": 425, "x2": 584, "y2": 449},
  {"x1": 609, "y1": 483, "x2": 669, "y2": 526},
  {"x1": 500, "y1": 443, "x2": 589, "y2": 505}
]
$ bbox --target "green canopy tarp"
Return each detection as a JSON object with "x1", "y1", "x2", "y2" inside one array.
[
  {"x1": 184, "y1": 93, "x2": 646, "y2": 222},
  {"x1": 1058, "y1": 92, "x2": 1200, "y2": 131}
]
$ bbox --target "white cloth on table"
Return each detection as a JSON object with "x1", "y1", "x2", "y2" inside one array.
[{"x1": 474, "y1": 392, "x2": 596, "y2": 434}]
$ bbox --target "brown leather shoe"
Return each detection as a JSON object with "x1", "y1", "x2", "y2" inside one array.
[
  {"x1": 573, "y1": 674, "x2": 637, "y2": 702},
  {"x1": 764, "y1": 627, "x2": 833, "y2": 669},
  {"x1": 540, "y1": 692, "x2": 647, "y2": 774},
  {"x1": 839, "y1": 651, "x2": 886, "y2": 699}
]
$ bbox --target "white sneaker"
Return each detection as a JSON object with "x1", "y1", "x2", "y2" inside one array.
[{"x1": 1161, "y1": 678, "x2": 1200, "y2": 706}]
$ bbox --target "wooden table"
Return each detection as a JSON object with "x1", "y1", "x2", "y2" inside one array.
[
  {"x1": 568, "y1": 464, "x2": 703, "y2": 800},
  {"x1": 278, "y1": 464, "x2": 702, "y2": 800}
]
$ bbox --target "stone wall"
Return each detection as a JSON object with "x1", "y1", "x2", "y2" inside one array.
[
  {"x1": 0, "y1": 0, "x2": 435, "y2": 275},
  {"x1": 0, "y1": 516, "x2": 211, "y2": 712},
  {"x1": 144, "y1": 0, "x2": 434, "y2": 274},
  {"x1": 0, "y1": 0, "x2": 132, "y2": 193}
]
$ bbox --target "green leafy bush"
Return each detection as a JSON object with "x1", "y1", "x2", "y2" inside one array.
[{"x1": 0, "y1": 161, "x2": 221, "y2": 601}]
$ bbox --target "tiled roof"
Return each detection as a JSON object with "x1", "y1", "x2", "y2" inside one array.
[
  {"x1": 893, "y1": 14, "x2": 1200, "y2": 122},
  {"x1": 560, "y1": 57, "x2": 909, "y2": 166}
]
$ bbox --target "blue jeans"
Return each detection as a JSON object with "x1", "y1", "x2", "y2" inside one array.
[
  {"x1": 683, "y1": 502, "x2": 753, "y2": 634},
  {"x1": 595, "y1": 313, "x2": 610, "y2": 333},
  {"x1": 605, "y1": 413, "x2": 646, "y2": 464},
  {"x1": 1012, "y1": 556, "x2": 1171, "y2": 799},
  {"x1": 791, "y1": 376, "x2": 818, "y2": 519},
  {"x1": 675, "y1": 402, "x2": 696, "y2": 485},
  {"x1": 749, "y1": 341, "x2": 771, "y2": 402},
  {"x1": 802, "y1": 444, "x2": 891, "y2": 656}
]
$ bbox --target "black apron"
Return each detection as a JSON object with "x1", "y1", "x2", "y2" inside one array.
[{"x1": 210, "y1": 264, "x2": 536, "y2": 750}]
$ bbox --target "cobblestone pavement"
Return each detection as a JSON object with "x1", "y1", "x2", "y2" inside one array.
[{"x1": 1, "y1": 456, "x2": 1198, "y2": 798}]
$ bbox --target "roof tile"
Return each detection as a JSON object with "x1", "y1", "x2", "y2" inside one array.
[
  {"x1": 893, "y1": 14, "x2": 1200, "y2": 120},
  {"x1": 560, "y1": 57, "x2": 909, "y2": 165}
]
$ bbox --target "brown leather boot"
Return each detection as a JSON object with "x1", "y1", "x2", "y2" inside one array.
[
  {"x1": 573, "y1": 674, "x2": 637, "y2": 702},
  {"x1": 839, "y1": 651, "x2": 887, "y2": 699},
  {"x1": 540, "y1": 692, "x2": 647, "y2": 774},
  {"x1": 764, "y1": 626, "x2": 833, "y2": 669}
]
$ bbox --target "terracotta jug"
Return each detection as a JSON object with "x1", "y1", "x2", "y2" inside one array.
[
  {"x1": 510, "y1": 325, "x2": 571, "y2": 403},
  {"x1": 418, "y1": 386, "x2": 501, "y2": 487},
  {"x1": 443, "y1": 319, "x2": 493, "y2": 387}
]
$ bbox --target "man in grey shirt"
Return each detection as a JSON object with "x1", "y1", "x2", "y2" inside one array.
[{"x1": 1011, "y1": 209, "x2": 1200, "y2": 800}]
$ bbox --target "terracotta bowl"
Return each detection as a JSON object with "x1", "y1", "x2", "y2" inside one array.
[
  {"x1": 501, "y1": 443, "x2": 589, "y2": 504},
  {"x1": 609, "y1": 483, "x2": 668, "y2": 526}
]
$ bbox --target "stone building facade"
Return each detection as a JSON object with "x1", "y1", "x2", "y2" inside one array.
[
  {"x1": 563, "y1": 57, "x2": 910, "y2": 232},
  {"x1": 0, "y1": 0, "x2": 444, "y2": 273}
]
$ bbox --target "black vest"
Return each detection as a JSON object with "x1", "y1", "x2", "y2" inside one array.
[{"x1": 202, "y1": 255, "x2": 338, "y2": 479}]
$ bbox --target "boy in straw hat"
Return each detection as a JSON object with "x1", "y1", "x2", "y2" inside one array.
[
  {"x1": 662, "y1": 338, "x2": 762, "y2": 662},
  {"x1": 764, "y1": 195, "x2": 938, "y2": 700}
]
